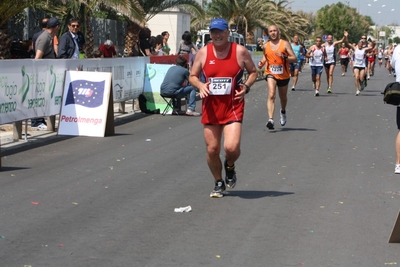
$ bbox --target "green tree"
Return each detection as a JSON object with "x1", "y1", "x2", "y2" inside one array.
[
  {"x1": 0, "y1": 0, "x2": 40, "y2": 58},
  {"x1": 294, "y1": 10, "x2": 315, "y2": 40},
  {"x1": 315, "y1": 2, "x2": 371, "y2": 43},
  {"x1": 206, "y1": 0, "x2": 309, "y2": 44},
  {"x1": 35, "y1": 0, "x2": 143, "y2": 57}
]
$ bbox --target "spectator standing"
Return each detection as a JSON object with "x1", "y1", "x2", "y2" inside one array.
[
  {"x1": 32, "y1": 15, "x2": 59, "y2": 57},
  {"x1": 58, "y1": 18, "x2": 81, "y2": 59},
  {"x1": 33, "y1": 17, "x2": 60, "y2": 129},
  {"x1": 176, "y1": 31, "x2": 198, "y2": 68},
  {"x1": 99, "y1": 40, "x2": 117, "y2": 58},
  {"x1": 138, "y1": 28, "x2": 153, "y2": 56},
  {"x1": 149, "y1": 35, "x2": 163, "y2": 56},
  {"x1": 176, "y1": 31, "x2": 197, "y2": 55},
  {"x1": 161, "y1": 31, "x2": 171, "y2": 55},
  {"x1": 35, "y1": 17, "x2": 60, "y2": 59},
  {"x1": 20, "y1": 40, "x2": 33, "y2": 58}
]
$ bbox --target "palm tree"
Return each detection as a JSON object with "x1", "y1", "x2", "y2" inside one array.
[
  {"x1": 206, "y1": 0, "x2": 309, "y2": 44},
  {"x1": 0, "y1": 0, "x2": 39, "y2": 58},
  {"x1": 35, "y1": 0, "x2": 142, "y2": 57}
]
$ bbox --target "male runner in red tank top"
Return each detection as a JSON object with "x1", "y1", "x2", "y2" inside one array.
[{"x1": 189, "y1": 18, "x2": 257, "y2": 198}]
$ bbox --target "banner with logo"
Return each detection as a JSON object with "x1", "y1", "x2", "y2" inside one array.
[
  {"x1": 143, "y1": 63, "x2": 174, "y2": 112},
  {"x1": 58, "y1": 71, "x2": 112, "y2": 137},
  {"x1": 0, "y1": 57, "x2": 148, "y2": 125}
]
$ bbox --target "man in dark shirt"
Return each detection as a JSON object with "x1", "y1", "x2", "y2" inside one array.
[
  {"x1": 58, "y1": 18, "x2": 81, "y2": 58},
  {"x1": 160, "y1": 56, "x2": 200, "y2": 116}
]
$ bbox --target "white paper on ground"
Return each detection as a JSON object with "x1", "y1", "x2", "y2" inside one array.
[{"x1": 174, "y1": 206, "x2": 192, "y2": 212}]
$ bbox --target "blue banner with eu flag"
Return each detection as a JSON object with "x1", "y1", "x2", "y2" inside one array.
[{"x1": 65, "y1": 80, "x2": 105, "y2": 108}]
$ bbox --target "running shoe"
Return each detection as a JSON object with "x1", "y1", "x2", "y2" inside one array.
[
  {"x1": 341, "y1": 73, "x2": 345, "y2": 76},
  {"x1": 186, "y1": 109, "x2": 201, "y2": 116},
  {"x1": 291, "y1": 86, "x2": 295, "y2": 91},
  {"x1": 364, "y1": 78, "x2": 367, "y2": 87},
  {"x1": 280, "y1": 109, "x2": 286, "y2": 126},
  {"x1": 355, "y1": 90, "x2": 360, "y2": 96},
  {"x1": 327, "y1": 87, "x2": 332, "y2": 93},
  {"x1": 359, "y1": 80, "x2": 365, "y2": 91},
  {"x1": 266, "y1": 119, "x2": 274, "y2": 130},
  {"x1": 314, "y1": 90, "x2": 319, "y2": 97},
  {"x1": 367, "y1": 76, "x2": 370, "y2": 80},
  {"x1": 395, "y1": 164, "x2": 400, "y2": 174},
  {"x1": 210, "y1": 180, "x2": 226, "y2": 198},
  {"x1": 224, "y1": 159, "x2": 237, "y2": 189}
]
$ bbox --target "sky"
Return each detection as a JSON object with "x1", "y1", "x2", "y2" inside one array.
[{"x1": 289, "y1": 0, "x2": 398, "y2": 26}]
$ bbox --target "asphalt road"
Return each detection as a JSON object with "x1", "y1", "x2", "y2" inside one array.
[{"x1": 1, "y1": 64, "x2": 400, "y2": 266}]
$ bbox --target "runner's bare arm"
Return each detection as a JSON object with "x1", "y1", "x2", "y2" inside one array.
[
  {"x1": 284, "y1": 41, "x2": 297, "y2": 63},
  {"x1": 189, "y1": 47, "x2": 210, "y2": 99},
  {"x1": 343, "y1": 31, "x2": 355, "y2": 51},
  {"x1": 236, "y1": 45, "x2": 257, "y2": 101},
  {"x1": 333, "y1": 35, "x2": 345, "y2": 46}
]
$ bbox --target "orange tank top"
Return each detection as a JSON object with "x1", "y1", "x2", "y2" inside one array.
[{"x1": 264, "y1": 40, "x2": 290, "y2": 80}]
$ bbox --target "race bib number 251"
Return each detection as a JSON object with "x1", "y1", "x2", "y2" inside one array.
[{"x1": 209, "y1": 77, "x2": 232, "y2": 95}]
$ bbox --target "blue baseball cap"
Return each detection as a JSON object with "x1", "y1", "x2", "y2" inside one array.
[{"x1": 209, "y1": 18, "x2": 228, "y2": 31}]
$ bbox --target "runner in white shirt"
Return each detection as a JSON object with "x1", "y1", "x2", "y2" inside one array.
[
  {"x1": 306, "y1": 37, "x2": 326, "y2": 96},
  {"x1": 344, "y1": 31, "x2": 373, "y2": 96},
  {"x1": 322, "y1": 33, "x2": 344, "y2": 93},
  {"x1": 377, "y1": 45, "x2": 383, "y2": 68}
]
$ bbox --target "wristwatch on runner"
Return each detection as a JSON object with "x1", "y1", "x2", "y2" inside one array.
[{"x1": 242, "y1": 83, "x2": 251, "y2": 94}]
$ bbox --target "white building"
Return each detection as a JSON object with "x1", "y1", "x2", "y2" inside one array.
[
  {"x1": 370, "y1": 25, "x2": 400, "y2": 43},
  {"x1": 147, "y1": 0, "x2": 204, "y2": 55}
]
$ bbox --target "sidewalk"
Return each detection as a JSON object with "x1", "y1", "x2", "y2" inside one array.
[{"x1": 0, "y1": 100, "x2": 141, "y2": 152}]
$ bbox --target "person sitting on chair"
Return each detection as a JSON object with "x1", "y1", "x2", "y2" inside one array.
[{"x1": 160, "y1": 56, "x2": 201, "y2": 116}]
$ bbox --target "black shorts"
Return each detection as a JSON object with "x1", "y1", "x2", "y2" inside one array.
[
  {"x1": 397, "y1": 107, "x2": 400, "y2": 129},
  {"x1": 266, "y1": 75, "x2": 290, "y2": 87},
  {"x1": 324, "y1": 62, "x2": 335, "y2": 68},
  {"x1": 340, "y1": 58, "x2": 349, "y2": 65}
]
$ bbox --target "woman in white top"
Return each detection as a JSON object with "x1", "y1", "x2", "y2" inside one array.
[
  {"x1": 322, "y1": 34, "x2": 344, "y2": 93},
  {"x1": 344, "y1": 31, "x2": 373, "y2": 95}
]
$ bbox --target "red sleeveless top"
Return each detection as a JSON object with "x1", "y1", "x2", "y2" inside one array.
[{"x1": 201, "y1": 42, "x2": 244, "y2": 125}]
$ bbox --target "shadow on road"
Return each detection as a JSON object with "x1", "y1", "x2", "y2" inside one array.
[
  {"x1": 0, "y1": 166, "x2": 30, "y2": 172},
  {"x1": 267, "y1": 128, "x2": 317, "y2": 132},
  {"x1": 225, "y1": 190, "x2": 294, "y2": 199}
]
